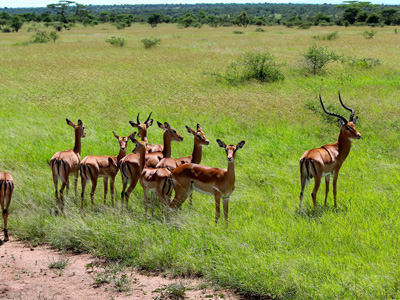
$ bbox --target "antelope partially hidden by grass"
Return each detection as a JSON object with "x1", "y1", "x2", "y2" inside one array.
[
  {"x1": 80, "y1": 131, "x2": 131, "y2": 208},
  {"x1": 170, "y1": 139, "x2": 245, "y2": 225},
  {"x1": 0, "y1": 172, "x2": 14, "y2": 244},
  {"x1": 50, "y1": 119, "x2": 86, "y2": 212},
  {"x1": 299, "y1": 93, "x2": 362, "y2": 215}
]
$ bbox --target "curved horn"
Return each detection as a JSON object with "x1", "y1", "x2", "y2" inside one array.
[
  {"x1": 145, "y1": 112, "x2": 152, "y2": 123},
  {"x1": 320, "y1": 94, "x2": 348, "y2": 124},
  {"x1": 137, "y1": 113, "x2": 140, "y2": 124},
  {"x1": 338, "y1": 92, "x2": 355, "y2": 121}
]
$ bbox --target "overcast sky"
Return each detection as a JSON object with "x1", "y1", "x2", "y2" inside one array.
[{"x1": 2, "y1": 0, "x2": 399, "y2": 8}]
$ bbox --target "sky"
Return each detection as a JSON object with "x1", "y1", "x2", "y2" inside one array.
[{"x1": 1, "y1": 0, "x2": 399, "y2": 8}]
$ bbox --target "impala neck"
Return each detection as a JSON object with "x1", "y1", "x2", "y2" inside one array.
[
  {"x1": 191, "y1": 141, "x2": 203, "y2": 164},
  {"x1": 162, "y1": 133, "x2": 172, "y2": 158},
  {"x1": 116, "y1": 148, "x2": 127, "y2": 163},
  {"x1": 226, "y1": 160, "x2": 236, "y2": 185},
  {"x1": 138, "y1": 146, "x2": 146, "y2": 173},
  {"x1": 73, "y1": 128, "x2": 82, "y2": 155},
  {"x1": 337, "y1": 130, "x2": 352, "y2": 162}
]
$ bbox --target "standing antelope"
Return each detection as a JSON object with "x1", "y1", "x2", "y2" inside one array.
[
  {"x1": 170, "y1": 139, "x2": 245, "y2": 224},
  {"x1": 299, "y1": 93, "x2": 362, "y2": 214},
  {"x1": 119, "y1": 122, "x2": 183, "y2": 206},
  {"x1": 129, "y1": 133, "x2": 173, "y2": 214},
  {"x1": 80, "y1": 131, "x2": 131, "y2": 208},
  {"x1": 129, "y1": 112, "x2": 162, "y2": 153},
  {"x1": 50, "y1": 119, "x2": 86, "y2": 212},
  {"x1": 156, "y1": 124, "x2": 209, "y2": 206},
  {"x1": 0, "y1": 173, "x2": 14, "y2": 244}
]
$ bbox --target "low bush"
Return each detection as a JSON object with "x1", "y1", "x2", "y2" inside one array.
[
  {"x1": 362, "y1": 30, "x2": 377, "y2": 39},
  {"x1": 221, "y1": 51, "x2": 284, "y2": 84},
  {"x1": 2, "y1": 27, "x2": 11, "y2": 33},
  {"x1": 141, "y1": 37, "x2": 161, "y2": 49},
  {"x1": 345, "y1": 56, "x2": 381, "y2": 68},
  {"x1": 300, "y1": 44, "x2": 339, "y2": 75},
  {"x1": 255, "y1": 28, "x2": 265, "y2": 32},
  {"x1": 313, "y1": 31, "x2": 339, "y2": 41},
  {"x1": 106, "y1": 36, "x2": 126, "y2": 47},
  {"x1": 32, "y1": 30, "x2": 51, "y2": 43},
  {"x1": 233, "y1": 30, "x2": 244, "y2": 34}
]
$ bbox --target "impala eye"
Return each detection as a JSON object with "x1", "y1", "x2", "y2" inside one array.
[{"x1": 345, "y1": 126, "x2": 352, "y2": 132}]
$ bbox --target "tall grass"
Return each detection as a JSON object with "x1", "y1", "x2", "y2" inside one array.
[{"x1": 1, "y1": 24, "x2": 400, "y2": 299}]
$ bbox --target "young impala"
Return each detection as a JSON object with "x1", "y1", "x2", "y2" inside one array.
[
  {"x1": 80, "y1": 131, "x2": 131, "y2": 208},
  {"x1": 50, "y1": 119, "x2": 86, "y2": 212},
  {"x1": 0, "y1": 172, "x2": 14, "y2": 244},
  {"x1": 170, "y1": 139, "x2": 245, "y2": 225},
  {"x1": 119, "y1": 122, "x2": 183, "y2": 206},
  {"x1": 299, "y1": 93, "x2": 361, "y2": 214},
  {"x1": 129, "y1": 133, "x2": 173, "y2": 214},
  {"x1": 156, "y1": 124, "x2": 209, "y2": 206}
]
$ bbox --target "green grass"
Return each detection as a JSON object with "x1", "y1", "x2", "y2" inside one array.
[{"x1": 1, "y1": 23, "x2": 400, "y2": 299}]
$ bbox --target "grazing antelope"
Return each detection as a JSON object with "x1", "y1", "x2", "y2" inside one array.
[
  {"x1": 119, "y1": 122, "x2": 183, "y2": 205},
  {"x1": 156, "y1": 124, "x2": 210, "y2": 206},
  {"x1": 170, "y1": 139, "x2": 245, "y2": 224},
  {"x1": 80, "y1": 131, "x2": 131, "y2": 208},
  {"x1": 299, "y1": 93, "x2": 361, "y2": 214},
  {"x1": 129, "y1": 133, "x2": 173, "y2": 214},
  {"x1": 129, "y1": 112, "x2": 161, "y2": 153},
  {"x1": 50, "y1": 119, "x2": 86, "y2": 212},
  {"x1": 0, "y1": 173, "x2": 14, "y2": 244}
]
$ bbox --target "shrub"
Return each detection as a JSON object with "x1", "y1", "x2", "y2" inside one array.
[
  {"x1": 298, "y1": 22, "x2": 312, "y2": 29},
  {"x1": 2, "y1": 26, "x2": 11, "y2": 33},
  {"x1": 313, "y1": 31, "x2": 339, "y2": 41},
  {"x1": 222, "y1": 51, "x2": 285, "y2": 84},
  {"x1": 255, "y1": 28, "x2": 265, "y2": 32},
  {"x1": 362, "y1": 30, "x2": 377, "y2": 39},
  {"x1": 115, "y1": 23, "x2": 126, "y2": 30},
  {"x1": 301, "y1": 44, "x2": 339, "y2": 75},
  {"x1": 141, "y1": 37, "x2": 161, "y2": 49},
  {"x1": 233, "y1": 30, "x2": 244, "y2": 34},
  {"x1": 32, "y1": 30, "x2": 51, "y2": 43},
  {"x1": 106, "y1": 36, "x2": 126, "y2": 47},
  {"x1": 49, "y1": 31, "x2": 59, "y2": 43},
  {"x1": 345, "y1": 56, "x2": 381, "y2": 68}
]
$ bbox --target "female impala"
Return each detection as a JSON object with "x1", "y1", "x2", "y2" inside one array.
[
  {"x1": 0, "y1": 172, "x2": 14, "y2": 244},
  {"x1": 299, "y1": 93, "x2": 361, "y2": 214},
  {"x1": 170, "y1": 139, "x2": 245, "y2": 224},
  {"x1": 80, "y1": 131, "x2": 131, "y2": 208},
  {"x1": 156, "y1": 124, "x2": 209, "y2": 206},
  {"x1": 119, "y1": 122, "x2": 183, "y2": 206},
  {"x1": 50, "y1": 119, "x2": 86, "y2": 212},
  {"x1": 129, "y1": 133, "x2": 173, "y2": 214}
]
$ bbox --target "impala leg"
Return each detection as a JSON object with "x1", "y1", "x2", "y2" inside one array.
[
  {"x1": 170, "y1": 180, "x2": 190, "y2": 209},
  {"x1": 121, "y1": 175, "x2": 128, "y2": 204},
  {"x1": 66, "y1": 178, "x2": 70, "y2": 197},
  {"x1": 189, "y1": 194, "x2": 193, "y2": 207},
  {"x1": 81, "y1": 176, "x2": 87, "y2": 210},
  {"x1": 74, "y1": 170, "x2": 79, "y2": 198},
  {"x1": 299, "y1": 178, "x2": 306, "y2": 213},
  {"x1": 143, "y1": 189, "x2": 149, "y2": 216},
  {"x1": 311, "y1": 176, "x2": 321, "y2": 215},
  {"x1": 214, "y1": 195, "x2": 221, "y2": 224},
  {"x1": 53, "y1": 178, "x2": 59, "y2": 206},
  {"x1": 110, "y1": 177, "x2": 115, "y2": 206},
  {"x1": 324, "y1": 175, "x2": 330, "y2": 206},
  {"x1": 333, "y1": 172, "x2": 339, "y2": 208},
  {"x1": 103, "y1": 177, "x2": 108, "y2": 205},
  {"x1": 59, "y1": 180, "x2": 68, "y2": 213},
  {"x1": 3, "y1": 187, "x2": 12, "y2": 242},
  {"x1": 223, "y1": 198, "x2": 229, "y2": 227},
  {"x1": 90, "y1": 178, "x2": 97, "y2": 209},
  {"x1": 150, "y1": 192, "x2": 155, "y2": 217},
  {"x1": 125, "y1": 178, "x2": 139, "y2": 208}
]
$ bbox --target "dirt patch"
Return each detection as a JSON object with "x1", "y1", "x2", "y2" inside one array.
[{"x1": 0, "y1": 238, "x2": 240, "y2": 300}]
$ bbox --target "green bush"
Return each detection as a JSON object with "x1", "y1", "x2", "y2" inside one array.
[
  {"x1": 115, "y1": 23, "x2": 126, "y2": 30},
  {"x1": 106, "y1": 36, "x2": 126, "y2": 47},
  {"x1": 49, "y1": 31, "x2": 59, "y2": 43},
  {"x1": 32, "y1": 30, "x2": 51, "y2": 43},
  {"x1": 141, "y1": 37, "x2": 161, "y2": 49},
  {"x1": 301, "y1": 44, "x2": 339, "y2": 75},
  {"x1": 233, "y1": 30, "x2": 244, "y2": 34},
  {"x1": 222, "y1": 51, "x2": 285, "y2": 84},
  {"x1": 345, "y1": 56, "x2": 381, "y2": 68},
  {"x1": 362, "y1": 30, "x2": 377, "y2": 39},
  {"x1": 313, "y1": 31, "x2": 339, "y2": 41},
  {"x1": 2, "y1": 26, "x2": 11, "y2": 33},
  {"x1": 255, "y1": 28, "x2": 265, "y2": 32}
]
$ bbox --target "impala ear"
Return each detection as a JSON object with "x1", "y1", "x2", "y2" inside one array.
[
  {"x1": 128, "y1": 132, "x2": 137, "y2": 141},
  {"x1": 129, "y1": 121, "x2": 139, "y2": 128},
  {"x1": 186, "y1": 125, "x2": 195, "y2": 135},
  {"x1": 146, "y1": 118, "x2": 153, "y2": 128},
  {"x1": 236, "y1": 140, "x2": 245, "y2": 149},
  {"x1": 66, "y1": 119, "x2": 75, "y2": 127},
  {"x1": 164, "y1": 122, "x2": 170, "y2": 129},
  {"x1": 77, "y1": 119, "x2": 83, "y2": 127},
  {"x1": 157, "y1": 121, "x2": 165, "y2": 129},
  {"x1": 338, "y1": 119, "x2": 345, "y2": 128},
  {"x1": 216, "y1": 139, "x2": 227, "y2": 149},
  {"x1": 353, "y1": 116, "x2": 358, "y2": 125},
  {"x1": 197, "y1": 123, "x2": 202, "y2": 131},
  {"x1": 112, "y1": 131, "x2": 120, "y2": 139}
]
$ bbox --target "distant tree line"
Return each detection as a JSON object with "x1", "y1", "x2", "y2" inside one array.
[{"x1": 1, "y1": 1, "x2": 400, "y2": 32}]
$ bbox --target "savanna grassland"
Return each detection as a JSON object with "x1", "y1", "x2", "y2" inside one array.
[{"x1": 1, "y1": 23, "x2": 400, "y2": 299}]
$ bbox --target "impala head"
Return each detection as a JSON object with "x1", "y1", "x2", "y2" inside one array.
[
  {"x1": 129, "y1": 112, "x2": 153, "y2": 142},
  {"x1": 186, "y1": 123, "x2": 210, "y2": 146},
  {"x1": 320, "y1": 93, "x2": 361, "y2": 141},
  {"x1": 66, "y1": 119, "x2": 86, "y2": 138},
  {"x1": 157, "y1": 121, "x2": 184, "y2": 142},
  {"x1": 217, "y1": 139, "x2": 245, "y2": 163},
  {"x1": 129, "y1": 132, "x2": 147, "y2": 151},
  {"x1": 112, "y1": 131, "x2": 130, "y2": 152}
]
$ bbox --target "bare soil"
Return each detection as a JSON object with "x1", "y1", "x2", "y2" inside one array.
[{"x1": 0, "y1": 238, "x2": 241, "y2": 300}]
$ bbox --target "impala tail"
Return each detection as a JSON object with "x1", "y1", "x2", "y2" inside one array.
[{"x1": 300, "y1": 158, "x2": 317, "y2": 185}]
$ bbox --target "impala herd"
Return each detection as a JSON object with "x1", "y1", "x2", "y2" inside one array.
[{"x1": 0, "y1": 93, "x2": 361, "y2": 243}]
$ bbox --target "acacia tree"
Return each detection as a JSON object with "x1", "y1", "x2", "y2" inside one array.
[
  {"x1": 148, "y1": 13, "x2": 161, "y2": 28},
  {"x1": 236, "y1": 11, "x2": 250, "y2": 27},
  {"x1": 10, "y1": 15, "x2": 24, "y2": 32},
  {"x1": 47, "y1": 1, "x2": 85, "y2": 23}
]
